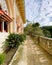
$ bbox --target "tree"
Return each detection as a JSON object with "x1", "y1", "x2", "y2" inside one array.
[
  {"x1": 43, "y1": 29, "x2": 51, "y2": 38},
  {"x1": 24, "y1": 22, "x2": 44, "y2": 36},
  {"x1": 24, "y1": 23, "x2": 32, "y2": 34},
  {"x1": 32, "y1": 22, "x2": 40, "y2": 27},
  {"x1": 31, "y1": 26, "x2": 44, "y2": 36}
]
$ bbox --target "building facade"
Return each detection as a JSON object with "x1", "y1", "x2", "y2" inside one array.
[{"x1": 0, "y1": 0, "x2": 25, "y2": 33}]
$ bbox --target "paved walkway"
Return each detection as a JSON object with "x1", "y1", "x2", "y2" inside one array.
[
  {"x1": 11, "y1": 36, "x2": 52, "y2": 65},
  {"x1": 27, "y1": 36, "x2": 52, "y2": 65}
]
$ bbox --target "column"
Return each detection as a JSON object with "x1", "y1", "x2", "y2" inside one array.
[
  {"x1": 13, "y1": 0, "x2": 17, "y2": 33},
  {"x1": 2, "y1": 21, "x2": 4, "y2": 32},
  {"x1": 14, "y1": 19, "x2": 17, "y2": 33},
  {"x1": 10, "y1": 22, "x2": 13, "y2": 33},
  {"x1": 7, "y1": 22, "x2": 9, "y2": 33}
]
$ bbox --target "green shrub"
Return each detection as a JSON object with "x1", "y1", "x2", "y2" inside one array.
[
  {"x1": 5, "y1": 33, "x2": 17, "y2": 48},
  {"x1": 5, "y1": 33, "x2": 26, "y2": 49},
  {"x1": 0, "y1": 54, "x2": 5, "y2": 65},
  {"x1": 19, "y1": 34, "x2": 26, "y2": 43}
]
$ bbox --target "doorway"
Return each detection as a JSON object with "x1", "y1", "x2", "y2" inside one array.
[
  {"x1": 0, "y1": 22, "x2": 2, "y2": 32},
  {"x1": 4, "y1": 22, "x2": 7, "y2": 32}
]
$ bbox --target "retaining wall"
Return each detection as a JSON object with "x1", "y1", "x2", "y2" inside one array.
[{"x1": 0, "y1": 32, "x2": 9, "y2": 53}]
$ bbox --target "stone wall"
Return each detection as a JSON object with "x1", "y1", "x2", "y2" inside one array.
[{"x1": 0, "y1": 32, "x2": 9, "y2": 53}]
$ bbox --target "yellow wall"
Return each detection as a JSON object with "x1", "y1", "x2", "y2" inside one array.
[{"x1": 5, "y1": 0, "x2": 25, "y2": 33}]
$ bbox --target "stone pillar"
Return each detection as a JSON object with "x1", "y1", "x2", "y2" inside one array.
[
  {"x1": 2, "y1": 21, "x2": 4, "y2": 32},
  {"x1": 7, "y1": 22, "x2": 9, "y2": 33},
  {"x1": 10, "y1": 21, "x2": 13, "y2": 33},
  {"x1": 13, "y1": 19, "x2": 17, "y2": 33},
  {"x1": 13, "y1": 0, "x2": 17, "y2": 33}
]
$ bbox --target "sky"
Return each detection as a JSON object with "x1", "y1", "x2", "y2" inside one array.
[
  {"x1": 0, "y1": 0, "x2": 7, "y2": 10},
  {"x1": 0, "y1": 0, "x2": 52, "y2": 26},
  {"x1": 25, "y1": 0, "x2": 52, "y2": 26}
]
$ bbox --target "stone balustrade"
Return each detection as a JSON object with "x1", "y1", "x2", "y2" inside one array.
[
  {"x1": 39, "y1": 36, "x2": 52, "y2": 55},
  {"x1": 30, "y1": 34, "x2": 52, "y2": 55}
]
